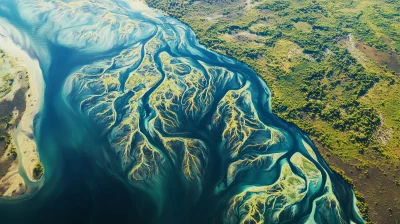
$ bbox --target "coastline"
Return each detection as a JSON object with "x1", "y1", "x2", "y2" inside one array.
[{"x1": 0, "y1": 21, "x2": 45, "y2": 197}]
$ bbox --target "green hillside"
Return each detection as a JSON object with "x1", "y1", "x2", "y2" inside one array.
[{"x1": 146, "y1": 0, "x2": 400, "y2": 223}]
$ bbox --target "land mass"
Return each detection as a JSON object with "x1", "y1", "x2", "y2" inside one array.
[{"x1": 0, "y1": 28, "x2": 44, "y2": 198}]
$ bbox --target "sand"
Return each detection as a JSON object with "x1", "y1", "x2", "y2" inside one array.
[
  {"x1": 129, "y1": 0, "x2": 149, "y2": 10},
  {"x1": 0, "y1": 160, "x2": 25, "y2": 197},
  {"x1": 0, "y1": 21, "x2": 45, "y2": 192}
]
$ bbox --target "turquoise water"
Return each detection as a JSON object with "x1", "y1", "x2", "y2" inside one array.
[{"x1": 0, "y1": 1, "x2": 364, "y2": 223}]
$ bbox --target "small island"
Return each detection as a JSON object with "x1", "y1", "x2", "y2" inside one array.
[{"x1": 0, "y1": 46, "x2": 43, "y2": 197}]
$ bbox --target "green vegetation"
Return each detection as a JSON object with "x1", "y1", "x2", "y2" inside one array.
[
  {"x1": 8, "y1": 146, "x2": 17, "y2": 160},
  {"x1": 0, "y1": 73, "x2": 14, "y2": 98},
  {"x1": 33, "y1": 162, "x2": 44, "y2": 180},
  {"x1": 0, "y1": 115, "x2": 13, "y2": 157},
  {"x1": 0, "y1": 52, "x2": 31, "y2": 185},
  {"x1": 146, "y1": 0, "x2": 400, "y2": 223}
]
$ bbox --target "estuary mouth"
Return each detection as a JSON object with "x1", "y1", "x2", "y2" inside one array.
[{"x1": 0, "y1": 0, "x2": 364, "y2": 223}]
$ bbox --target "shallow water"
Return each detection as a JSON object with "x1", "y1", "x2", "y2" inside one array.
[{"x1": 0, "y1": 1, "x2": 364, "y2": 223}]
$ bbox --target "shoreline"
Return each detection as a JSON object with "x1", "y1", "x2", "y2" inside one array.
[{"x1": 0, "y1": 20, "x2": 45, "y2": 197}]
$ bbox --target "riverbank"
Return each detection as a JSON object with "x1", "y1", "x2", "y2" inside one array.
[{"x1": 0, "y1": 22, "x2": 45, "y2": 197}]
